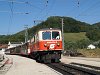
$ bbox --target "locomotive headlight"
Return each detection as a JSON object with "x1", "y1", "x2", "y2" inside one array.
[{"x1": 57, "y1": 42, "x2": 60, "y2": 46}]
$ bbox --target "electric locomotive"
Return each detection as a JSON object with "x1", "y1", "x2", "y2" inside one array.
[
  {"x1": 29, "y1": 28, "x2": 63, "y2": 63},
  {"x1": 5, "y1": 28, "x2": 63, "y2": 63}
]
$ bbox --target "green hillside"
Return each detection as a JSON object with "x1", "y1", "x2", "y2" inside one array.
[
  {"x1": 0, "y1": 16, "x2": 100, "y2": 44},
  {"x1": 64, "y1": 32, "x2": 88, "y2": 42}
]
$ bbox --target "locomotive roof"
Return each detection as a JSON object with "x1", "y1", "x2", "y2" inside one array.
[{"x1": 39, "y1": 28, "x2": 61, "y2": 31}]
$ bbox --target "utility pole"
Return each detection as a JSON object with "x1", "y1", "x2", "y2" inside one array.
[
  {"x1": 24, "y1": 25, "x2": 28, "y2": 43},
  {"x1": 61, "y1": 18, "x2": 64, "y2": 51}
]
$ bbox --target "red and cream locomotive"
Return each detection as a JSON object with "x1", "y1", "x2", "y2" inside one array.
[
  {"x1": 6, "y1": 28, "x2": 63, "y2": 63},
  {"x1": 29, "y1": 28, "x2": 63, "y2": 63}
]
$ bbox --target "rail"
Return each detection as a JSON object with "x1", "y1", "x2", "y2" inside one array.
[{"x1": 46, "y1": 62, "x2": 100, "y2": 75}]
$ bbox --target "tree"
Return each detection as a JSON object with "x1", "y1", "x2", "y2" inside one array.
[
  {"x1": 76, "y1": 39, "x2": 91, "y2": 49},
  {"x1": 86, "y1": 29, "x2": 100, "y2": 41},
  {"x1": 98, "y1": 41, "x2": 100, "y2": 48},
  {"x1": 64, "y1": 41, "x2": 78, "y2": 50},
  {"x1": 0, "y1": 16, "x2": 98, "y2": 44}
]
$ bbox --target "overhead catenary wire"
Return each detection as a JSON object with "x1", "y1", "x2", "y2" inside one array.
[
  {"x1": 0, "y1": 0, "x2": 51, "y2": 21},
  {"x1": 29, "y1": 0, "x2": 50, "y2": 22},
  {"x1": 63, "y1": 0, "x2": 100, "y2": 21},
  {"x1": 76, "y1": 0, "x2": 100, "y2": 17},
  {"x1": 39, "y1": 0, "x2": 55, "y2": 20},
  {"x1": 77, "y1": 0, "x2": 80, "y2": 7},
  {"x1": 72, "y1": 0, "x2": 100, "y2": 24},
  {"x1": 45, "y1": 0, "x2": 48, "y2": 7},
  {"x1": 0, "y1": 0, "x2": 30, "y2": 35},
  {"x1": 0, "y1": 11, "x2": 29, "y2": 14},
  {"x1": 25, "y1": 1, "x2": 43, "y2": 10},
  {"x1": 0, "y1": 0, "x2": 27, "y2": 4},
  {"x1": 4, "y1": 0, "x2": 48, "y2": 19},
  {"x1": 65, "y1": 0, "x2": 88, "y2": 16},
  {"x1": 2, "y1": 0, "x2": 43, "y2": 10},
  {"x1": 39, "y1": 0, "x2": 49, "y2": 19},
  {"x1": 0, "y1": 0, "x2": 30, "y2": 14},
  {"x1": 27, "y1": 0, "x2": 55, "y2": 24},
  {"x1": 2, "y1": 0, "x2": 100, "y2": 35},
  {"x1": 7, "y1": 0, "x2": 14, "y2": 35}
]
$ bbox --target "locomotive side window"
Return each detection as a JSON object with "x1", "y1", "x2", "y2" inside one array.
[
  {"x1": 42, "y1": 31, "x2": 51, "y2": 40},
  {"x1": 34, "y1": 36, "x2": 35, "y2": 42},
  {"x1": 52, "y1": 31, "x2": 60, "y2": 39},
  {"x1": 33, "y1": 35, "x2": 36, "y2": 43}
]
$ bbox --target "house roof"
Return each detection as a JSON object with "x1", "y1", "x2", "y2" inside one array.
[
  {"x1": 0, "y1": 44, "x2": 8, "y2": 49},
  {"x1": 88, "y1": 44, "x2": 95, "y2": 47},
  {"x1": 8, "y1": 42, "x2": 23, "y2": 45}
]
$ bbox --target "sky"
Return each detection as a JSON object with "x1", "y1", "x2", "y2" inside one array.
[{"x1": 0, "y1": 0, "x2": 100, "y2": 35}]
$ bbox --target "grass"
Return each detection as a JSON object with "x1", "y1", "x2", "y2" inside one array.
[
  {"x1": 64, "y1": 32, "x2": 88, "y2": 42},
  {"x1": 77, "y1": 49, "x2": 100, "y2": 58},
  {"x1": 64, "y1": 32, "x2": 100, "y2": 58}
]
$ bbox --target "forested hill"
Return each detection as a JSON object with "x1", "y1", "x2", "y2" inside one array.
[
  {"x1": 0, "y1": 16, "x2": 100, "y2": 43},
  {"x1": 92, "y1": 22, "x2": 100, "y2": 29},
  {"x1": 22, "y1": 16, "x2": 91, "y2": 36},
  {"x1": 29, "y1": 16, "x2": 90, "y2": 34}
]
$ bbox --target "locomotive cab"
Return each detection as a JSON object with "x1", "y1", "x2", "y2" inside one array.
[{"x1": 38, "y1": 29, "x2": 62, "y2": 51}]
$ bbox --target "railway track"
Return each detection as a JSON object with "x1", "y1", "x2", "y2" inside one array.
[
  {"x1": 65, "y1": 57, "x2": 100, "y2": 62},
  {"x1": 46, "y1": 62, "x2": 100, "y2": 75},
  {"x1": 0, "y1": 58, "x2": 13, "y2": 75}
]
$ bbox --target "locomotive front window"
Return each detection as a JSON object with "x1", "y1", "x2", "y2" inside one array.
[
  {"x1": 42, "y1": 31, "x2": 51, "y2": 40},
  {"x1": 52, "y1": 31, "x2": 60, "y2": 39}
]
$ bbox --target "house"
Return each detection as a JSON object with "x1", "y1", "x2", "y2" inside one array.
[
  {"x1": 0, "y1": 44, "x2": 8, "y2": 49},
  {"x1": 0, "y1": 44, "x2": 8, "y2": 54},
  {"x1": 87, "y1": 44, "x2": 96, "y2": 49},
  {"x1": 7, "y1": 41, "x2": 23, "y2": 49}
]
